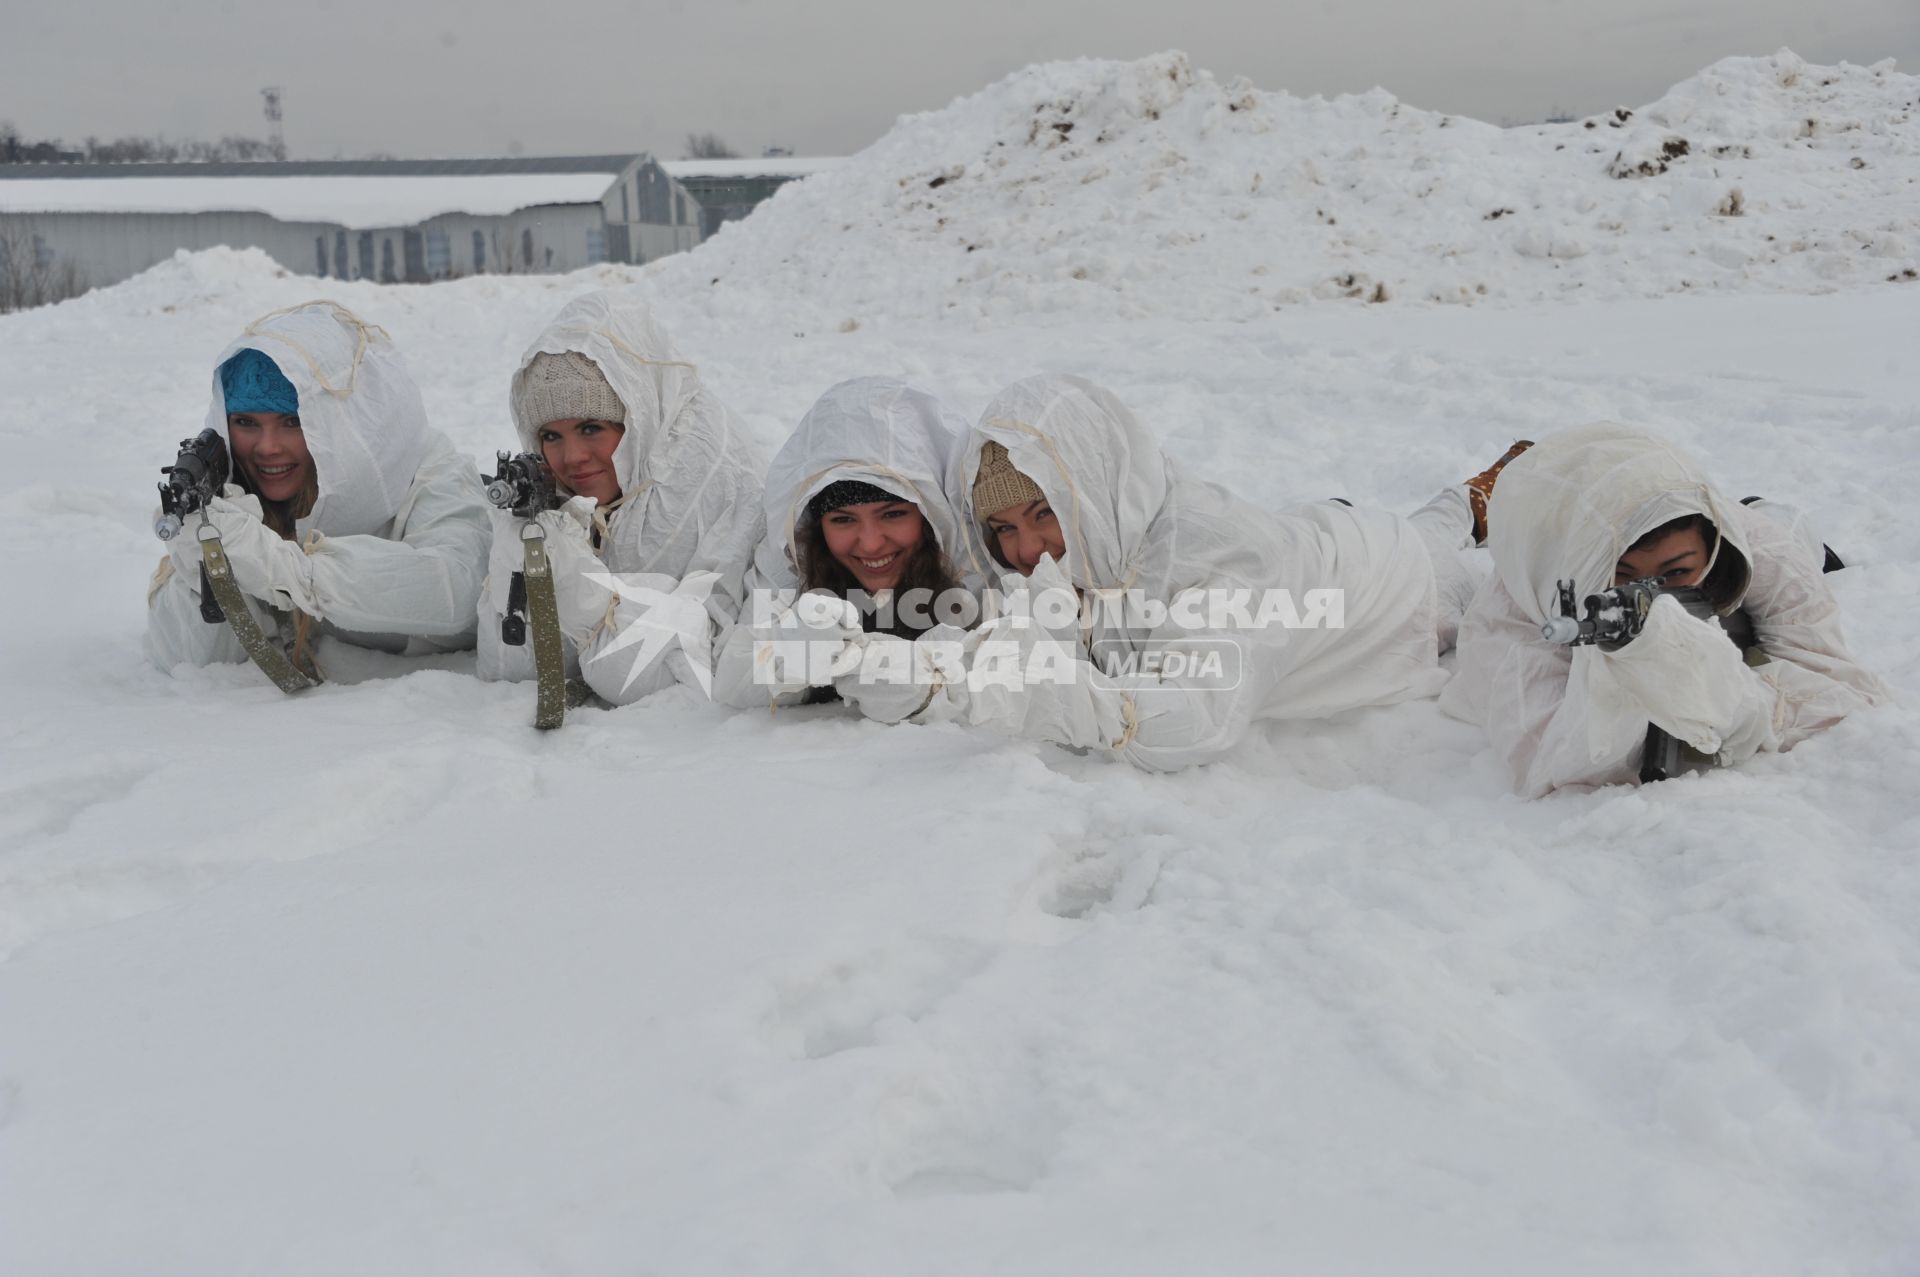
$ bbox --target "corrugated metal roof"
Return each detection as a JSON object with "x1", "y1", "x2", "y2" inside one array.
[{"x1": 0, "y1": 155, "x2": 647, "y2": 181}]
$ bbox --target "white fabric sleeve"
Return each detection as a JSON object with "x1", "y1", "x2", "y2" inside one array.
[
  {"x1": 965, "y1": 634, "x2": 1261, "y2": 773},
  {"x1": 1442, "y1": 578, "x2": 1649, "y2": 796},
  {"x1": 567, "y1": 572, "x2": 719, "y2": 707},
  {"x1": 476, "y1": 508, "x2": 535, "y2": 684},
  {"x1": 302, "y1": 436, "x2": 489, "y2": 643},
  {"x1": 963, "y1": 592, "x2": 1265, "y2": 774},
  {"x1": 1736, "y1": 504, "x2": 1890, "y2": 746},
  {"x1": 710, "y1": 619, "x2": 814, "y2": 710},
  {"x1": 709, "y1": 562, "x2": 810, "y2": 711},
  {"x1": 574, "y1": 459, "x2": 763, "y2": 707},
  {"x1": 1595, "y1": 595, "x2": 1777, "y2": 762},
  {"x1": 144, "y1": 555, "x2": 261, "y2": 670}
]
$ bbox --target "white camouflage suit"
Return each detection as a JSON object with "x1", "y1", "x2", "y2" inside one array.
[
  {"x1": 1440, "y1": 421, "x2": 1889, "y2": 796},
  {"x1": 931, "y1": 374, "x2": 1449, "y2": 772},
  {"x1": 711, "y1": 376, "x2": 981, "y2": 711},
  {"x1": 476, "y1": 290, "x2": 766, "y2": 705},
  {"x1": 146, "y1": 301, "x2": 490, "y2": 680}
]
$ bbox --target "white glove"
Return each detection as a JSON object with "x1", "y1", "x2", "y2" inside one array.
[
  {"x1": 163, "y1": 508, "x2": 210, "y2": 578},
  {"x1": 836, "y1": 625, "x2": 974, "y2": 725},
  {"x1": 1601, "y1": 594, "x2": 1776, "y2": 762},
  {"x1": 985, "y1": 553, "x2": 1082, "y2": 638},
  {"x1": 753, "y1": 592, "x2": 867, "y2": 692},
  {"x1": 201, "y1": 490, "x2": 317, "y2": 612}
]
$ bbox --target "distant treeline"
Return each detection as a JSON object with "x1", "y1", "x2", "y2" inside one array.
[{"x1": 1, "y1": 123, "x2": 289, "y2": 164}]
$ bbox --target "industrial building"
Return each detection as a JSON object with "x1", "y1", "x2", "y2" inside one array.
[{"x1": 0, "y1": 155, "x2": 703, "y2": 291}]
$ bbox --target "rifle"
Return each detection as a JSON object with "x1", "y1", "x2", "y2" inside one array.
[
  {"x1": 150, "y1": 427, "x2": 315, "y2": 693},
  {"x1": 1540, "y1": 577, "x2": 1747, "y2": 782},
  {"x1": 153, "y1": 428, "x2": 231, "y2": 542},
  {"x1": 483, "y1": 451, "x2": 561, "y2": 518},
  {"x1": 480, "y1": 450, "x2": 567, "y2": 729}
]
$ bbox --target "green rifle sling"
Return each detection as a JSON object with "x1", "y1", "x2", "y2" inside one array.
[
  {"x1": 520, "y1": 529, "x2": 566, "y2": 730},
  {"x1": 198, "y1": 531, "x2": 319, "y2": 695}
]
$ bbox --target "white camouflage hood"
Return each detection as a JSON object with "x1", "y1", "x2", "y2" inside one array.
[
  {"x1": 1487, "y1": 421, "x2": 1752, "y2": 626},
  {"x1": 963, "y1": 374, "x2": 1171, "y2": 591},
  {"x1": 763, "y1": 377, "x2": 977, "y2": 583},
  {"x1": 204, "y1": 300, "x2": 429, "y2": 538},
  {"x1": 508, "y1": 288, "x2": 763, "y2": 575},
  {"x1": 959, "y1": 373, "x2": 1445, "y2": 740}
]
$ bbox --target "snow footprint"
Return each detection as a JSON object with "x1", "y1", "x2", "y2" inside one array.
[
  {"x1": 864, "y1": 1060, "x2": 1060, "y2": 1199},
  {"x1": 1019, "y1": 833, "x2": 1167, "y2": 929},
  {"x1": 769, "y1": 937, "x2": 997, "y2": 1059}
]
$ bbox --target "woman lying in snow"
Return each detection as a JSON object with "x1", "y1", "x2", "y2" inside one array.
[
  {"x1": 476, "y1": 290, "x2": 765, "y2": 705},
  {"x1": 833, "y1": 373, "x2": 1472, "y2": 771},
  {"x1": 712, "y1": 377, "x2": 983, "y2": 711},
  {"x1": 146, "y1": 301, "x2": 490, "y2": 680},
  {"x1": 1438, "y1": 422, "x2": 1888, "y2": 797}
]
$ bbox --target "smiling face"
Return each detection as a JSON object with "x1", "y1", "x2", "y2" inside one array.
[
  {"x1": 537, "y1": 418, "x2": 625, "y2": 506},
  {"x1": 819, "y1": 500, "x2": 927, "y2": 592},
  {"x1": 226, "y1": 411, "x2": 313, "y2": 504},
  {"x1": 983, "y1": 498, "x2": 1066, "y2": 576},
  {"x1": 1614, "y1": 518, "x2": 1711, "y2": 588}
]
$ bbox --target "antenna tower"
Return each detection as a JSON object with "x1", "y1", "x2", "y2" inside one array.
[{"x1": 261, "y1": 87, "x2": 286, "y2": 160}]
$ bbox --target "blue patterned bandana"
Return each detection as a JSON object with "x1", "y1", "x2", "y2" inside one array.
[{"x1": 219, "y1": 348, "x2": 299, "y2": 416}]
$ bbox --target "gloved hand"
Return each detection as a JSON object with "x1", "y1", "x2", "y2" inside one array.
[
  {"x1": 488, "y1": 498, "x2": 608, "y2": 644},
  {"x1": 163, "y1": 507, "x2": 210, "y2": 579},
  {"x1": 984, "y1": 553, "x2": 1082, "y2": 639},
  {"x1": 836, "y1": 624, "x2": 974, "y2": 725},
  {"x1": 200, "y1": 488, "x2": 318, "y2": 613},
  {"x1": 966, "y1": 555, "x2": 1113, "y2": 743},
  {"x1": 1602, "y1": 594, "x2": 1776, "y2": 761},
  {"x1": 753, "y1": 592, "x2": 867, "y2": 692},
  {"x1": 540, "y1": 496, "x2": 616, "y2": 642}
]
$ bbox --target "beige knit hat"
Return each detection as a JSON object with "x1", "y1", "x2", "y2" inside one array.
[
  {"x1": 515, "y1": 351, "x2": 626, "y2": 429},
  {"x1": 973, "y1": 440, "x2": 1044, "y2": 520}
]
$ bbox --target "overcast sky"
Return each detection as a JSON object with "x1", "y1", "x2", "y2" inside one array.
[{"x1": 6, "y1": 0, "x2": 1915, "y2": 160}]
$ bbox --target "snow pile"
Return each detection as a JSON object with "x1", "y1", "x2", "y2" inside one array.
[
  {"x1": 2, "y1": 50, "x2": 1919, "y2": 1277},
  {"x1": 653, "y1": 49, "x2": 1920, "y2": 327}
]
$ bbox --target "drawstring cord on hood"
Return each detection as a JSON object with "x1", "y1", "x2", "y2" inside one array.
[
  {"x1": 590, "y1": 486, "x2": 643, "y2": 552},
  {"x1": 243, "y1": 300, "x2": 387, "y2": 398},
  {"x1": 575, "y1": 488, "x2": 649, "y2": 644},
  {"x1": 601, "y1": 332, "x2": 699, "y2": 379},
  {"x1": 1111, "y1": 694, "x2": 1140, "y2": 752}
]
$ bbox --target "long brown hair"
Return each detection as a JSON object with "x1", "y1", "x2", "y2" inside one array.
[{"x1": 795, "y1": 508, "x2": 963, "y2": 639}]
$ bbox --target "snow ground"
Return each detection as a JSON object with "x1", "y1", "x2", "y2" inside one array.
[{"x1": 3, "y1": 49, "x2": 1919, "y2": 1277}]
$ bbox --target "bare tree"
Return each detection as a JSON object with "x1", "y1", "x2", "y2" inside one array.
[
  {"x1": 1, "y1": 123, "x2": 82, "y2": 163},
  {"x1": 0, "y1": 222, "x2": 89, "y2": 313},
  {"x1": 84, "y1": 135, "x2": 182, "y2": 163},
  {"x1": 683, "y1": 131, "x2": 738, "y2": 160}
]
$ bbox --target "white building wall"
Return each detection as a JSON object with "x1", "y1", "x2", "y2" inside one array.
[
  {"x1": 1, "y1": 209, "x2": 337, "y2": 289},
  {"x1": 3, "y1": 201, "x2": 616, "y2": 289}
]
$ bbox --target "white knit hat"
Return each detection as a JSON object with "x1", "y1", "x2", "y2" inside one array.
[{"x1": 515, "y1": 351, "x2": 626, "y2": 428}]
